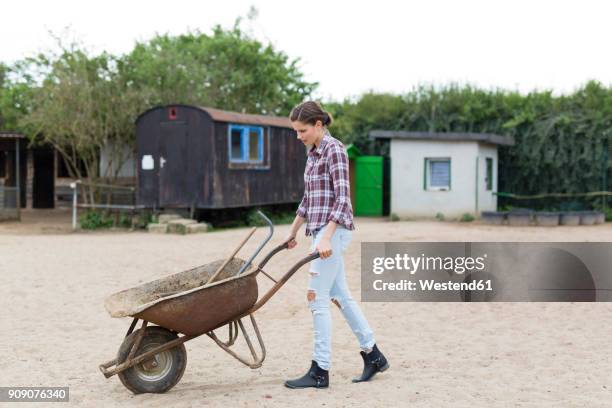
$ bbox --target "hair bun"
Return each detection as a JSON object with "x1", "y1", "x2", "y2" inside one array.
[
  {"x1": 289, "y1": 100, "x2": 333, "y2": 127},
  {"x1": 324, "y1": 112, "x2": 333, "y2": 126}
]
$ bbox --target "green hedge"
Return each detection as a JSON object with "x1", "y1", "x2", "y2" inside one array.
[{"x1": 326, "y1": 82, "x2": 611, "y2": 211}]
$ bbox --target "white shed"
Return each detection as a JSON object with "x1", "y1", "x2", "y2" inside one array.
[{"x1": 369, "y1": 131, "x2": 515, "y2": 218}]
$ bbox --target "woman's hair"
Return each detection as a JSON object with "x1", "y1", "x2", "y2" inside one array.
[{"x1": 290, "y1": 101, "x2": 333, "y2": 127}]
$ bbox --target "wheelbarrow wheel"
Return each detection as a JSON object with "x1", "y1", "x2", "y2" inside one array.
[{"x1": 116, "y1": 326, "x2": 187, "y2": 394}]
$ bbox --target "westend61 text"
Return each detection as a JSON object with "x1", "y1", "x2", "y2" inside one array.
[{"x1": 373, "y1": 279, "x2": 493, "y2": 291}]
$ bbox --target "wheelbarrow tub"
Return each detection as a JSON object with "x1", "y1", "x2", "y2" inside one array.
[{"x1": 104, "y1": 258, "x2": 258, "y2": 336}]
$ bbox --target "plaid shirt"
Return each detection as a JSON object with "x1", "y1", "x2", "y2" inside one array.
[{"x1": 296, "y1": 132, "x2": 355, "y2": 236}]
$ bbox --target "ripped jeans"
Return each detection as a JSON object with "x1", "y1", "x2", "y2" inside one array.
[{"x1": 308, "y1": 224, "x2": 375, "y2": 370}]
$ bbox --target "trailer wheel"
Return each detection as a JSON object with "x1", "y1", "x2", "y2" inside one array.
[{"x1": 116, "y1": 326, "x2": 187, "y2": 394}]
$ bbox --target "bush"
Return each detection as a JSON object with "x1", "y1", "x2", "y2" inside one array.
[
  {"x1": 435, "y1": 212, "x2": 445, "y2": 221},
  {"x1": 79, "y1": 210, "x2": 143, "y2": 230},
  {"x1": 136, "y1": 211, "x2": 156, "y2": 229},
  {"x1": 246, "y1": 208, "x2": 295, "y2": 227},
  {"x1": 80, "y1": 211, "x2": 114, "y2": 230},
  {"x1": 389, "y1": 213, "x2": 400, "y2": 222},
  {"x1": 117, "y1": 212, "x2": 132, "y2": 228},
  {"x1": 328, "y1": 83, "x2": 611, "y2": 213},
  {"x1": 460, "y1": 213, "x2": 475, "y2": 222}
]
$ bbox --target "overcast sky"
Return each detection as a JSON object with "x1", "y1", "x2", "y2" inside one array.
[{"x1": 2, "y1": 0, "x2": 611, "y2": 100}]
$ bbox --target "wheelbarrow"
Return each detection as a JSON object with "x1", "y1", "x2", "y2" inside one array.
[{"x1": 99, "y1": 211, "x2": 319, "y2": 394}]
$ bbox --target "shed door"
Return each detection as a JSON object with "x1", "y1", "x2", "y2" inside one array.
[
  {"x1": 32, "y1": 148, "x2": 55, "y2": 208},
  {"x1": 354, "y1": 156, "x2": 383, "y2": 216},
  {"x1": 159, "y1": 123, "x2": 188, "y2": 207}
]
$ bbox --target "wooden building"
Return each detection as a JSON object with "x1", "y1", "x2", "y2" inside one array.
[
  {"x1": 0, "y1": 131, "x2": 92, "y2": 212},
  {"x1": 0, "y1": 132, "x2": 57, "y2": 211},
  {"x1": 135, "y1": 105, "x2": 306, "y2": 210}
]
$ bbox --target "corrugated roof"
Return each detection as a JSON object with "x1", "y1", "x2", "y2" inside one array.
[
  {"x1": 199, "y1": 106, "x2": 292, "y2": 128},
  {"x1": 369, "y1": 130, "x2": 515, "y2": 146},
  {"x1": 0, "y1": 131, "x2": 25, "y2": 139}
]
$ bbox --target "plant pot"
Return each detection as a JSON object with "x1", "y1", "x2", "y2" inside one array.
[
  {"x1": 579, "y1": 211, "x2": 597, "y2": 225},
  {"x1": 559, "y1": 211, "x2": 580, "y2": 225},
  {"x1": 535, "y1": 212, "x2": 560, "y2": 226},
  {"x1": 481, "y1": 211, "x2": 507, "y2": 225},
  {"x1": 507, "y1": 211, "x2": 532, "y2": 226}
]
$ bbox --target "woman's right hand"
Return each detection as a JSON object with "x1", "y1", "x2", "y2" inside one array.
[{"x1": 285, "y1": 234, "x2": 298, "y2": 249}]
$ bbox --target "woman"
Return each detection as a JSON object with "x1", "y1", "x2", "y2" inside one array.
[{"x1": 284, "y1": 101, "x2": 389, "y2": 389}]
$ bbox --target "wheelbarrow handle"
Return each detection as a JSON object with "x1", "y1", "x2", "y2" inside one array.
[
  {"x1": 257, "y1": 240, "x2": 290, "y2": 269},
  {"x1": 258, "y1": 235, "x2": 322, "y2": 271},
  {"x1": 300, "y1": 251, "x2": 321, "y2": 264},
  {"x1": 245, "y1": 251, "x2": 320, "y2": 316}
]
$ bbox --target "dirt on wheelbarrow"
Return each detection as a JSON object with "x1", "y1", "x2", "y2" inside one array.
[{"x1": 1, "y1": 219, "x2": 612, "y2": 407}]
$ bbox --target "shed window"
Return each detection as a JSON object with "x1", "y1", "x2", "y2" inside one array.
[
  {"x1": 228, "y1": 124, "x2": 264, "y2": 163},
  {"x1": 248, "y1": 129, "x2": 261, "y2": 161},
  {"x1": 424, "y1": 158, "x2": 451, "y2": 190},
  {"x1": 485, "y1": 157, "x2": 493, "y2": 190},
  {"x1": 230, "y1": 128, "x2": 243, "y2": 160}
]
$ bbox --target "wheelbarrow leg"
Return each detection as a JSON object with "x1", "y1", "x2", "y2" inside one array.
[
  {"x1": 207, "y1": 314, "x2": 266, "y2": 369},
  {"x1": 125, "y1": 318, "x2": 138, "y2": 337},
  {"x1": 99, "y1": 318, "x2": 142, "y2": 377},
  {"x1": 127, "y1": 320, "x2": 148, "y2": 361},
  {"x1": 217, "y1": 320, "x2": 239, "y2": 347},
  {"x1": 238, "y1": 317, "x2": 261, "y2": 362}
]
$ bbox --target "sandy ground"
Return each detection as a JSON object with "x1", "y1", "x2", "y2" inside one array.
[{"x1": 1, "y1": 213, "x2": 612, "y2": 407}]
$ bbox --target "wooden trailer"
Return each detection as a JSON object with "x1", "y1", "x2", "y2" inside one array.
[{"x1": 135, "y1": 105, "x2": 306, "y2": 211}]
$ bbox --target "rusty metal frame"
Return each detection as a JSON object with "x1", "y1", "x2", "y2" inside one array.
[
  {"x1": 99, "y1": 239, "x2": 319, "y2": 379},
  {"x1": 99, "y1": 315, "x2": 264, "y2": 377},
  {"x1": 125, "y1": 317, "x2": 138, "y2": 337},
  {"x1": 126, "y1": 320, "x2": 148, "y2": 361},
  {"x1": 243, "y1": 250, "x2": 320, "y2": 317},
  {"x1": 206, "y1": 314, "x2": 266, "y2": 368},
  {"x1": 217, "y1": 320, "x2": 239, "y2": 347},
  {"x1": 99, "y1": 326, "x2": 197, "y2": 379}
]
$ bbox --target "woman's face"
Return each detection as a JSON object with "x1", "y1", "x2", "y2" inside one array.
[{"x1": 292, "y1": 120, "x2": 323, "y2": 146}]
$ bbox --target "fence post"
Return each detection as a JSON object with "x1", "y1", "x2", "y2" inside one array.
[
  {"x1": 15, "y1": 138, "x2": 20, "y2": 221},
  {"x1": 71, "y1": 181, "x2": 78, "y2": 230},
  {"x1": 603, "y1": 138, "x2": 608, "y2": 214}
]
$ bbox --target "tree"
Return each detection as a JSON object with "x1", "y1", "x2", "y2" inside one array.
[
  {"x1": 0, "y1": 62, "x2": 31, "y2": 131},
  {"x1": 0, "y1": 63, "x2": 7, "y2": 128},
  {"x1": 12, "y1": 22, "x2": 316, "y2": 205},
  {"x1": 325, "y1": 84, "x2": 611, "y2": 211},
  {"x1": 119, "y1": 23, "x2": 316, "y2": 115},
  {"x1": 326, "y1": 93, "x2": 407, "y2": 154},
  {"x1": 17, "y1": 40, "x2": 140, "y2": 204}
]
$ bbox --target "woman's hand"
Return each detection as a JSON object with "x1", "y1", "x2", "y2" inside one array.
[
  {"x1": 285, "y1": 234, "x2": 298, "y2": 249},
  {"x1": 316, "y1": 237, "x2": 333, "y2": 259},
  {"x1": 286, "y1": 216, "x2": 305, "y2": 250}
]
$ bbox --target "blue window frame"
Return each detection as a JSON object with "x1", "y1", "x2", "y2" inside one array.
[{"x1": 228, "y1": 124, "x2": 264, "y2": 163}]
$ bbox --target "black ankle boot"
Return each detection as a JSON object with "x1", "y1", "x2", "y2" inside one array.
[
  {"x1": 285, "y1": 360, "x2": 329, "y2": 389},
  {"x1": 352, "y1": 344, "x2": 389, "y2": 383}
]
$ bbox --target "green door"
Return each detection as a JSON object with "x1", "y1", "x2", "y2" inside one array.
[{"x1": 354, "y1": 156, "x2": 383, "y2": 216}]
